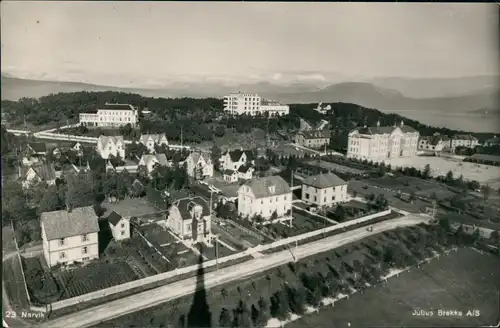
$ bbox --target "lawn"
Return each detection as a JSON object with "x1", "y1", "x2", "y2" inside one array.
[
  {"x1": 302, "y1": 159, "x2": 367, "y2": 175},
  {"x1": 289, "y1": 248, "x2": 499, "y2": 328},
  {"x1": 205, "y1": 178, "x2": 240, "y2": 199},
  {"x1": 194, "y1": 240, "x2": 238, "y2": 261},
  {"x1": 3, "y1": 255, "x2": 31, "y2": 311},
  {"x1": 213, "y1": 221, "x2": 265, "y2": 249},
  {"x1": 139, "y1": 224, "x2": 177, "y2": 247},
  {"x1": 102, "y1": 198, "x2": 161, "y2": 218},
  {"x1": 263, "y1": 211, "x2": 334, "y2": 239}
]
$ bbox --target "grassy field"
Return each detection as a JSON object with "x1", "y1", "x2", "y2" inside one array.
[
  {"x1": 3, "y1": 255, "x2": 31, "y2": 311},
  {"x1": 103, "y1": 198, "x2": 162, "y2": 217},
  {"x1": 302, "y1": 159, "x2": 366, "y2": 175},
  {"x1": 264, "y1": 211, "x2": 334, "y2": 238},
  {"x1": 366, "y1": 176, "x2": 456, "y2": 201},
  {"x1": 289, "y1": 248, "x2": 500, "y2": 328}
]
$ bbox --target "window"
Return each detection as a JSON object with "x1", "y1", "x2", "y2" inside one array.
[
  {"x1": 305, "y1": 193, "x2": 309, "y2": 199},
  {"x1": 121, "y1": 223, "x2": 125, "y2": 228},
  {"x1": 59, "y1": 238, "x2": 65, "y2": 246},
  {"x1": 59, "y1": 252, "x2": 66, "y2": 259},
  {"x1": 121, "y1": 231, "x2": 125, "y2": 236},
  {"x1": 82, "y1": 234, "x2": 88, "y2": 242},
  {"x1": 82, "y1": 246, "x2": 88, "y2": 254},
  {"x1": 314, "y1": 196, "x2": 317, "y2": 202}
]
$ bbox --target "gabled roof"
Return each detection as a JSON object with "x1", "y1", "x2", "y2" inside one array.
[
  {"x1": 172, "y1": 196, "x2": 210, "y2": 221},
  {"x1": 223, "y1": 149, "x2": 256, "y2": 162},
  {"x1": 223, "y1": 169, "x2": 236, "y2": 176},
  {"x1": 103, "y1": 210, "x2": 124, "y2": 226},
  {"x1": 238, "y1": 164, "x2": 253, "y2": 173},
  {"x1": 297, "y1": 130, "x2": 330, "y2": 139},
  {"x1": 41, "y1": 206, "x2": 100, "y2": 240},
  {"x1": 24, "y1": 162, "x2": 56, "y2": 181},
  {"x1": 139, "y1": 134, "x2": 166, "y2": 145},
  {"x1": 27, "y1": 142, "x2": 47, "y2": 153},
  {"x1": 141, "y1": 154, "x2": 168, "y2": 167},
  {"x1": 452, "y1": 134, "x2": 478, "y2": 141},
  {"x1": 98, "y1": 135, "x2": 124, "y2": 149},
  {"x1": 187, "y1": 152, "x2": 210, "y2": 165},
  {"x1": 100, "y1": 103, "x2": 135, "y2": 111},
  {"x1": 353, "y1": 123, "x2": 418, "y2": 136},
  {"x1": 302, "y1": 172, "x2": 346, "y2": 189},
  {"x1": 242, "y1": 175, "x2": 291, "y2": 199}
]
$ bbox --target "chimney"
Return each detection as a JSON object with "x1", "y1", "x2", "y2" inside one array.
[{"x1": 400, "y1": 120, "x2": 404, "y2": 128}]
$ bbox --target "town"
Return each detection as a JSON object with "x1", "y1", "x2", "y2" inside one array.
[{"x1": 2, "y1": 90, "x2": 500, "y2": 328}]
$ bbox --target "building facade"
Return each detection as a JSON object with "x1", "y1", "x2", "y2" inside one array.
[
  {"x1": 295, "y1": 130, "x2": 330, "y2": 149},
  {"x1": 138, "y1": 154, "x2": 169, "y2": 175},
  {"x1": 219, "y1": 149, "x2": 256, "y2": 171},
  {"x1": 223, "y1": 169, "x2": 239, "y2": 183},
  {"x1": 21, "y1": 163, "x2": 57, "y2": 189},
  {"x1": 79, "y1": 103, "x2": 139, "y2": 128},
  {"x1": 139, "y1": 134, "x2": 169, "y2": 153},
  {"x1": 484, "y1": 136, "x2": 500, "y2": 147},
  {"x1": 238, "y1": 176, "x2": 292, "y2": 220},
  {"x1": 104, "y1": 211, "x2": 130, "y2": 241},
  {"x1": 167, "y1": 197, "x2": 212, "y2": 245},
  {"x1": 184, "y1": 152, "x2": 214, "y2": 179},
  {"x1": 223, "y1": 92, "x2": 289, "y2": 116},
  {"x1": 97, "y1": 135, "x2": 126, "y2": 159},
  {"x1": 450, "y1": 134, "x2": 480, "y2": 151},
  {"x1": 418, "y1": 133, "x2": 451, "y2": 152},
  {"x1": 347, "y1": 121, "x2": 419, "y2": 162},
  {"x1": 301, "y1": 172, "x2": 348, "y2": 207},
  {"x1": 41, "y1": 206, "x2": 100, "y2": 267}
]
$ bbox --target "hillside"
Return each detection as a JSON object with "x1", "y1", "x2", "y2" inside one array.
[{"x1": 269, "y1": 82, "x2": 499, "y2": 114}]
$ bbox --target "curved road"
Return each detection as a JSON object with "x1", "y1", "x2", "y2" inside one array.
[{"x1": 40, "y1": 215, "x2": 428, "y2": 328}]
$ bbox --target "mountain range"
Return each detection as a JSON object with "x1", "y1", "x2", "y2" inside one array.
[{"x1": 2, "y1": 75, "x2": 498, "y2": 116}]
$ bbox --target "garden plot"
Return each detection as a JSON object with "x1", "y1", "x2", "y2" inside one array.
[
  {"x1": 193, "y1": 240, "x2": 239, "y2": 260},
  {"x1": 102, "y1": 198, "x2": 162, "y2": 218},
  {"x1": 264, "y1": 211, "x2": 334, "y2": 239},
  {"x1": 385, "y1": 156, "x2": 500, "y2": 184},
  {"x1": 138, "y1": 224, "x2": 177, "y2": 247}
]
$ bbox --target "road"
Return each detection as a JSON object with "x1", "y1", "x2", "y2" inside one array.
[
  {"x1": 2, "y1": 252, "x2": 31, "y2": 328},
  {"x1": 40, "y1": 215, "x2": 427, "y2": 328}
]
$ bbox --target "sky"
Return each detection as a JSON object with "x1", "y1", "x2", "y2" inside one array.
[{"x1": 1, "y1": 2, "x2": 498, "y2": 87}]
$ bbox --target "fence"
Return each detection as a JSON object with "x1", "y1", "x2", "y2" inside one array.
[{"x1": 48, "y1": 208, "x2": 392, "y2": 311}]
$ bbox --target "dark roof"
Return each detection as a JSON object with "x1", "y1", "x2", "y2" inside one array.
[
  {"x1": 355, "y1": 123, "x2": 418, "y2": 135},
  {"x1": 242, "y1": 176, "x2": 291, "y2": 198},
  {"x1": 41, "y1": 206, "x2": 100, "y2": 240},
  {"x1": 104, "y1": 211, "x2": 124, "y2": 226},
  {"x1": 238, "y1": 164, "x2": 253, "y2": 173},
  {"x1": 28, "y1": 142, "x2": 47, "y2": 153},
  {"x1": 485, "y1": 136, "x2": 500, "y2": 144},
  {"x1": 173, "y1": 197, "x2": 210, "y2": 221},
  {"x1": 101, "y1": 103, "x2": 135, "y2": 111},
  {"x1": 298, "y1": 130, "x2": 330, "y2": 139},
  {"x1": 302, "y1": 172, "x2": 347, "y2": 189},
  {"x1": 223, "y1": 169, "x2": 236, "y2": 175},
  {"x1": 224, "y1": 149, "x2": 256, "y2": 162},
  {"x1": 453, "y1": 134, "x2": 478, "y2": 141},
  {"x1": 421, "y1": 134, "x2": 450, "y2": 146},
  {"x1": 24, "y1": 162, "x2": 56, "y2": 181}
]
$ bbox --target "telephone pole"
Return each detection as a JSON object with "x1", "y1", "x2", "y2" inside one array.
[{"x1": 289, "y1": 168, "x2": 294, "y2": 228}]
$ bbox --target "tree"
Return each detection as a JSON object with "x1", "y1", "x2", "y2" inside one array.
[
  {"x1": 232, "y1": 300, "x2": 252, "y2": 327},
  {"x1": 210, "y1": 145, "x2": 222, "y2": 171},
  {"x1": 374, "y1": 194, "x2": 388, "y2": 210},
  {"x1": 270, "y1": 289, "x2": 290, "y2": 320},
  {"x1": 422, "y1": 164, "x2": 431, "y2": 179},
  {"x1": 334, "y1": 205, "x2": 346, "y2": 222},
  {"x1": 37, "y1": 185, "x2": 62, "y2": 215},
  {"x1": 270, "y1": 210, "x2": 278, "y2": 222},
  {"x1": 408, "y1": 191, "x2": 417, "y2": 204},
  {"x1": 286, "y1": 287, "x2": 307, "y2": 315},
  {"x1": 65, "y1": 172, "x2": 95, "y2": 209},
  {"x1": 445, "y1": 170, "x2": 454, "y2": 184},
  {"x1": 219, "y1": 308, "x2": 232, "y2": 327}
]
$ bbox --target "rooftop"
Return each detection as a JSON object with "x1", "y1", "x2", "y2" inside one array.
[
  {"x1": 41, "y1": 206, "x2": 100, "y2": 240},
  {"x1": 100, "y1": 103, "x2": 136, "y2": 111},
  {"x1": 302, "y1": 172, "x2": 347, "y2": 189},
  {"x1": 242, "y1": 175, "x2": 291, "y2": 198},
  {"x1": 173, "y1": 196, "x2": 211, "y2": 221}
]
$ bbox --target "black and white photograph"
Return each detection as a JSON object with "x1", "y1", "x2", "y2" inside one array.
[{"x1": 1, "y1": 2, "x2": 499, "y2": 328}]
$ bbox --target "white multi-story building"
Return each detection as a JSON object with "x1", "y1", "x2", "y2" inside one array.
[
  {"x1": 97, "y1": 135, "x2": 126, "y2": 159},
  {"x1": 223, "y1": 92, "x2": 289, "y2": 116},
  {"x1": 347, "y1": 121, "x2": 419, "y2": 162},
  {"x1": 238, "y1": 175, "x2": 292, "y2": 220},
  {"x1": 41, "y1": 206, "x2": 100, "y2": 267},
  {"x1": 79, "y1": 103, "x2": 139, "y2": 128},
  {"x1": 450, "y1": 134, "x2": 480, "y2": 152},
  {"x1": 167, "y1": 197, "x2": 212, "y2": 245},
  {"x1": 301, "y1": 172, "x2": 348, "y2": 207},
  {"x1": 184, "y1": 152, "x2": 214, "y2": 179}
]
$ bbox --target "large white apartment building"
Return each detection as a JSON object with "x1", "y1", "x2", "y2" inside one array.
[
  {"x1": 347, "y1": 121, "x2": 419, "y2": 162},
  {"x1": 238, "y1": 175, "x2": 292, "y2": 220},
  {"x1": 450, "y1": 134, "x2": 480, "y2": 152},
  {"x1": 223, "y1": 93, "x2": 289, "y2": 116},
  {"x1": 79, "y1": 103, "x2": 139, "y2": 128},
  {"x1": 301, "y1": 172, "x2": 348, "y2": 207}
]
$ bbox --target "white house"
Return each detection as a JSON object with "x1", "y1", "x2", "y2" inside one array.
[
  {"x1": 138, "y1": 154, "x2": 169, "y2": 175},
  {"x1": 223, "y1": 169, "x2": 239, "y2": 183},
  {"x1": 223, "y1": 92, "x2": 288, "y2": 116},
  {"x1": 184, "y1": 152, "x2": 213, "y2": 179},
  {"x1": 418, "y1": 134, "x2": 451, "y2": 152},
  {"x1": 314, "y1": 103, "x2": 332, "y2": 115},
  {"x1": 23, "y1": 142, "x2": 48, "y2": 165},
  {"x1": 79, "y1": 103, "x2": 139, "y2": 128},
  {"x1": 238, "y1": 175, "x2": 292, "y2": 220},
  {"x1": 40, "y1": 206, "x2": 100, "y2": 267},
  {"x1": 347, "y1": 121, "x2": 420, "y2": 162},
  {"x1": 97, "y1": 135, "x2": 126, "y2": 159},
  {"x1": 450, "y1": 134, "x2": 480, "y2": 152},
  {"x1": 103, "y1": 211, "x2": 130, "y2": 241},
  {"x1": 301, "y1": 172, "x2": 348, "y2": 207},
  {"x1": 167, "y1": 197, "x2": 212, "y2": 245},
  {"x1": 21, "y1": 162, "x2": 57, "y2": 189},
  {"x1": 219, "y1": 149, "x2": 256, "y2": 171},
  {"x1": 139, "y1": 134, "x2": 168, "y2": 153},
  {"x1": 72, "y1": 142, "x2": 83, "y2": 154},
  {"x1": 295, "y1": 130, "x2": 330, "y2": 149},
  {"x1": 237, "y1": 165, "x2": 254, "y2": 180}
]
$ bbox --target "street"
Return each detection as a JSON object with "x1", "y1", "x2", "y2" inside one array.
[{"x1": 40, "y1": 215, "x2": 427, "y2": 328}]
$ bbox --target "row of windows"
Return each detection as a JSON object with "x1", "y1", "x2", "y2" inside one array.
[
  {"x1": 59, "y1": 234, "x2": 89, "y2": 246},
  {"x1": 100, "y1": 110, "x2": 134, "y2": 116},
  {"x1": 59, "y1": 246, "x2": 89, "y2": 259},
  {"x1": 241, "y1": 195, "x2": 289, "y2": 204},
  {"x1": 304, "y1": 193, "x2": 336, "y2": 202}
]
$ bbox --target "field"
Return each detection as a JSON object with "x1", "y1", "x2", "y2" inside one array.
[
  {"x1": 204, "y1": 177, "x2": 240, "y2": 199},
  {"x1": 289, "y1": 248, "x2": 500, "y2": 328},
  {"x1": 212, "y1": 220, "x2": 267, "y2": 250},
  {"x1": 385, "y1": 155, "x2": 500, "y2": 186},
  {"x1": 302, "y1": 159, "x2": 366, "y2": 175},
  {"x1": 194, "y1": 240, "x2": 239, "y2": 260},
  {"x1": 366, "y1": 176, "x2": 456, "y2": 201},
  {"x1": 3, "y1": 255, "x2": 31, "y2": 311},
  {"x1": 102, "y1": 197, "x2": 163, "y2": 217},
  {"x1": 92, "y1": 223, "x2": 490, "y2": 328}
]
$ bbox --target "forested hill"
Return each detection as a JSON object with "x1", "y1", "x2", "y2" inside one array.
[{"x1": 1, "y1": 91, "x2": 495, "y2": 141}]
